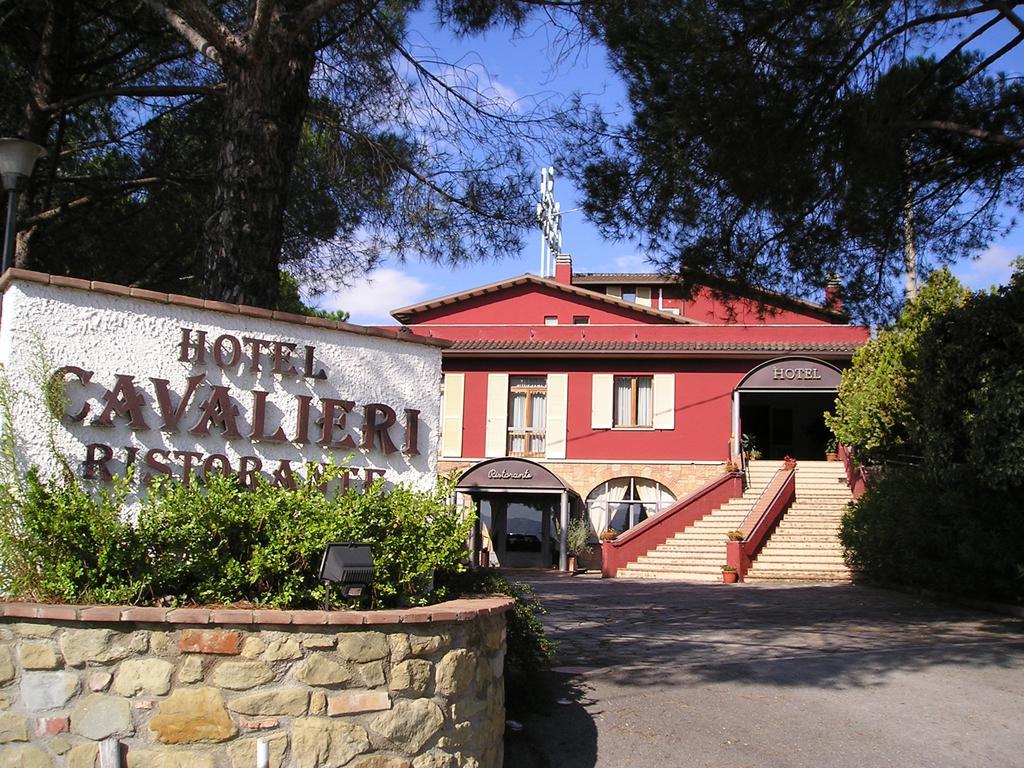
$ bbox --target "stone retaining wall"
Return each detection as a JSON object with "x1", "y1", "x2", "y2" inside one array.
[{"x1": 0, "y1": 598, "x2": 512, "y2": 768}]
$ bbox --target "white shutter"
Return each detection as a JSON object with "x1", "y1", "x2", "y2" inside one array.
[
  {"x1": 545, "y1": 374, "x2": 568, "y2": 459},
  {"x1": 606, "y1": 286, "x2": 622, "y2": 299},
  {"x1": 441, "y1": 373, "x2": 465, "y2": 457},
  {"x1": 652, "y1": 373, "x2": 675, "y2": 429},
  {"x1": 592, "y1": 374, "x2": 613, "y2": 429},
  {"x1": 484, "y1": 373, "x2": 509, "y2": 457},
  {"x1": 636, "y1": 286, "x2": 652, "y2": 307}
]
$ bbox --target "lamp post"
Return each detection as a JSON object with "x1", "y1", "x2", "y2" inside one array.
[{"x1": 0, "y1": 138, "x2": 47, "y2": 273}]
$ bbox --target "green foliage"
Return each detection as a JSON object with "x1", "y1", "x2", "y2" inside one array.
[
  {"x1": 565, "y1": 517, "x2": 591, "y2": 558},
  {"x1": 839, "y1": 262, "x2": 1024, "y2": 603},
  {"x1": 910, "y1": 264, "x2": 1024, "y2": 489},
  {"x1": 572, "y1": 1, "x2": 1024, "y2": 321},
  {"x1": 841, "y1": 467, "x2": 1024, "y2": 603},
  {"x1": 0, "y1": 470, "x2": 145, "y2": 604},
  {"x1": 0, "y1": 465, "x2": 473, "y2": 610},
  {"x1": 826, "y1": 268, "x2": 968, "y2": 464}
]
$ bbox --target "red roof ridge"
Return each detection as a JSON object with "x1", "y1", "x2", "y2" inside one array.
[{"x1": 390, "y1": 273, "x2": 705, "y2": 325}]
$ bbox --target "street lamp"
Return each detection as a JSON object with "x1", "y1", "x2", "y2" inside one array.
[{"x1": 0, "y1": 138, "x2": 47, "y2": 272}]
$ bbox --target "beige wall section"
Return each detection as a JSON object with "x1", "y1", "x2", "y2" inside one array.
[
  {"x1": 652, "y1": 373, "x2": 675, "y2": 429},
  {"x1": 440, "y1": 459, "x2": 725, "y2": 502},
  {"x1": 484, "y1": 373, "x2": 509, "y2": 457},
  {"x1": 441, "y1": 372, "x2": 465, "y2": 457},
  {"x1": 591, "y1": 373, "x2": 613, "y2": 429},
  {"x1": 545, "y1": 373, "x2": 568, "y2": 459}
]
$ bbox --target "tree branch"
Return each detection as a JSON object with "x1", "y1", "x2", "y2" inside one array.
[
  {"x1": 41, "y1": 84, "x2": 225, "y2": 113},
  {"x1": 140, "y1": 0, "x2": 243, "y2": 64},
  {"x1": 22, "y1": 177, "x2": 167, "y2": 226},
  {"x1": 908, "y1": 120, "x2": 1024, "y2": 149}
]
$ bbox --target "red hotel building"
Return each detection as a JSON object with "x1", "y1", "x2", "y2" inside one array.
[{"x1": 393, "y1": 255, "x2": 870, "y2": 573}]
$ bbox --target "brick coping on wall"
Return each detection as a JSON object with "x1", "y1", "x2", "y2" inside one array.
[
  {"x1": 0, "y1": 269, "x2": 450, "y2": 349},
  {"x1": 0, "y1": 597, "x2": 512, "y2": 626}
]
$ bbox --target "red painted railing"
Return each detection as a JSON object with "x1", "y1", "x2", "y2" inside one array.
[
  {"x1": 839, "y1": 443, "x2": 868, "y2": 499},
  {"x1": 726, "y1": 466, "x2": 796, "y2": 581},
  {"x1": 601, "y1": 472, "x2": 744, "y2": 578}
]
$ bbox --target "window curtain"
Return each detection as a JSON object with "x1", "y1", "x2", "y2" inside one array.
[
  {"x1": 529, "y1": 392, "x2": 546, "y2": 453},
  {"x1": 508, "y1": 391, "x2": 527, "y2": 453},
  {"x1": 636, "y1": 377, "x2": 652, "y2": 426},
  {"x1": 635, "y1": 478, "x2": 670, "y2": 515},
  {"x1": 614, "y1": 378, "x2": 632, "y2": 425},
  {"x1": 587, "y1": 478, "x2": 630, "y2": 534}
]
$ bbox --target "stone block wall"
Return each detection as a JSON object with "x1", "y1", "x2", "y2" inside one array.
[
  {"x1": 0, "y1": 598, "x2": 511, "y2": 768},
  {"x1": 439, "y1": 459, "x2": 726, "y2": 502}
]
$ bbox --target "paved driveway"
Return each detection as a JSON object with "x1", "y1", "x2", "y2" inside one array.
[{"x1": 503, "y1": 574, "x2": 1024, "y2": 768}]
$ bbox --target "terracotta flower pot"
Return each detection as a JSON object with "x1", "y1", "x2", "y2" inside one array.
[{"x1": 722, "y1": 570, "x2": 738, "y2": 584}]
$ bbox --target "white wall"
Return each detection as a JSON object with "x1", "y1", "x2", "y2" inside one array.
[{"x1": 0, "y1": 279, "x2": 442, "y2": 492}]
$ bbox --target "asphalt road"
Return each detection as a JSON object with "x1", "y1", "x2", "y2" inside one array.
[{"x1": 502, "y1": 574, "x2": 1024, "y2": 768}]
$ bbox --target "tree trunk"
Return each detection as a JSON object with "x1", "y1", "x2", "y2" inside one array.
[
  {"x1": 201, "y1": 29, "x2": 316, "y2": 308},
  {"x1": 14, "y1": 0, "x2": 63, "y2": 269}
]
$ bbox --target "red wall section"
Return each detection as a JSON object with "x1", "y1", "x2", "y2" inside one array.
[
  {"x1": 452, "y1": 359, "x2": 752, "y2": 462},
  {"x1": 583, "y1": 284, "x2": 836, "y2": 324},
  {"x1": 677, "y1": 287, "x2": 834, "y2": 324},
  {"x1": 405, "y1": 283, "x2": 677, "y2": 326}
]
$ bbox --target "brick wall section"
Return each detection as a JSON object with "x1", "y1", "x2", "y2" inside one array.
[
  {"x1": 439, "y1": 459, "x2": 725, "y2": 501},
  {"x1": 0, "y1": 598, "x2": 511, "y2": 768}
]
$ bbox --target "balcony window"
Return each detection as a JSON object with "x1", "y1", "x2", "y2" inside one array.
[
  {"x1": 507, "y1": 376, "x2": 546, "y2": 456},
  {"x1": 613, "y1": 375, "x2": 653, "y2": 427}
]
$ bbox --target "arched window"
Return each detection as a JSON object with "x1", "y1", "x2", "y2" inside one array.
[{"x1": 585, "y1": 477, "x2": 676, "y2": 536}]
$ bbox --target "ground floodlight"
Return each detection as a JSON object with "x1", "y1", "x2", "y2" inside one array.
[{"x1": 319, "y1": 542, "x2": 374, "y2": 610}]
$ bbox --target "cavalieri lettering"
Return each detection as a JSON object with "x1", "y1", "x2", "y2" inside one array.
[{"x1": 487, "y1": 468, "x2": 533, "y2": 480}]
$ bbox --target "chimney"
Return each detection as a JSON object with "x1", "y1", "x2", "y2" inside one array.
[
  {"x1": 554, "y1": 253, "x2": 573, "y2": 285},
  {"x1": 824, "y1": 274, "x2": 842, "y2": 313}
]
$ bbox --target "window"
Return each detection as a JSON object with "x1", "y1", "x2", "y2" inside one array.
[
  {"x1": 507, "y1": 376, "x2": 546, "y2": 456},
  {"x1": 544, "y1": 316, "x2": 558, "y2": 325},
  {"x1": 586, "y1": 477, "x2": 675, "y2": 535},
  {"x1": 613, "y1": 375, "x2": 653, "y2": 427},
  {"x1": 572, "y1": 315, "x2": 590, "y2": 325},
  {"x1": 621, "y1": 288, "x2": 636, "y2": 303}
]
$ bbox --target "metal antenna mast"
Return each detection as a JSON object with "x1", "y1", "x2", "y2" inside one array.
[{"x1": 536, "y1": 167, "x2": 562, "y2": 278}]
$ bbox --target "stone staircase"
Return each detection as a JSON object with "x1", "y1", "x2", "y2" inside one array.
[
  {"x1": 616, "y1": 463, "x2": 779, "y2": 581},
  {"x1": 615, "y1": 461, "x2": 854, "y2": 582},
  {"x1": 744, "y1": 461, "x2": 854, "y2": 582}
]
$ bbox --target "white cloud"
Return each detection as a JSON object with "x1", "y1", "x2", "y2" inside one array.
[
  {"x1": 612, "y1": 253, "x2": 649, "y2": 272},
  {"x1": 313, "y1": 268, "x2": 432, "y2": 325},
  {"x1": 952, "y1": 244, "x2": 1020, "y2": 290}
]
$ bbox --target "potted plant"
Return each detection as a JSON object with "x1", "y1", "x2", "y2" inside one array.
[
  {"x1": 783, "y1": 454, "x2": 797, "y2": 470},
  {"x1": 825, "y1": 436, "x2": 839, "y2": 461},
  {"x1": 599, "y1": 527, "x2": 618, "y2": 543},
  {"x1": 722, "y1": 565, "x2": 738, "y2": 584},
  {"x1": 741, "y1": 433, "x2": 762, "y2": 461},
  {"x1": 725, "y1": 529, "x2": 744, "y2": 541},
  {"x1": 724, "y1": 460, "x2": 740, "y2": 473},
  {"x1": 565, "y1": 518, "x2": 591, "y2": 573}
]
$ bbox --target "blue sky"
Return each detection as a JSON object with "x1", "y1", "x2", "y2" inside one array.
[{"x1": 314, "y1": 11, "x2": 1023, "y2": 324}]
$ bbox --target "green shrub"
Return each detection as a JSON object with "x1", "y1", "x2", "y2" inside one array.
[
  {"x1": 841, "y1": 467, "x2": 1024, "y2": 603},
  {"x1": 0, "y1": 464, "x2": 474, "y2": 609}
]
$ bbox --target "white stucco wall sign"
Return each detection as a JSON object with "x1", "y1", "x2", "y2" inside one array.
[{"x1": 0, "y1": 272, "x2": 447, "y2": 492}]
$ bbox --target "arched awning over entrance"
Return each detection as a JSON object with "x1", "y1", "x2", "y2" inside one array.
[
  {"x1": 736, "y1": 356, "x2": 843, "y2": 391},
  {"x1": 456, "y1": 458, "x2": 571, "y2": 572},
  {"x1": 456, "y1": 457, "x2": 567, "y2": 492},
  {"x1": 732, "y1": 357, "x2": 843, "y2": 460}
]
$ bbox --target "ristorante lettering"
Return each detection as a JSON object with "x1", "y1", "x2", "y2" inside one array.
[{"x1": 487, "y1": 468, "x2": 533, "y2": 480}]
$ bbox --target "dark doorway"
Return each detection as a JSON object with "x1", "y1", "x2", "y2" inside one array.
[
  {"x1": 740, "y1": 392, "x2": 835, "y2": 460},
  {"x1": 477, "y1": 493, "x2": 561, "y2": 568}
]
